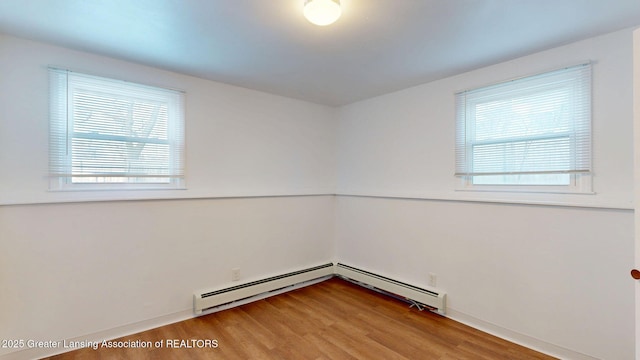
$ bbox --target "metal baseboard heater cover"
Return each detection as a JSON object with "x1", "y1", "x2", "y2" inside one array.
[
  {"x1": 193, "y1": 263, "x2": 446, "y2": 315},
  {"x1": 194, "y1": 263, "x2": 334, "y2": 314},
  {"x1": 335, "y1": 263, "x2": 446, "y2": 315}
]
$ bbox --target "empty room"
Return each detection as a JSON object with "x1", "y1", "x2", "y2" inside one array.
[{"x1": 1, "y1": 1, "x2": 639, "y2": 359}]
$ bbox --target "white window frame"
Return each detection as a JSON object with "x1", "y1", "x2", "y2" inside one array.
[
  {"x1": 49, "y1": 68, "x2": 185, "y2": 191},
  {"x1": 455, "y1": 63, "x2": 592, "y2": 194}
]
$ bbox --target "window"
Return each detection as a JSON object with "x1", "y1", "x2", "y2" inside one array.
[
  {"x1": 49, "y1": 69, "x2": 185, "y2": 190},
  {"x1": 455, "y1": 63, "x2": 591, "y2": 193}
]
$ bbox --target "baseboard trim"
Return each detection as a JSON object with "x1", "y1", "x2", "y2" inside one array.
[
  {"x1": 1, "y1": 274, "x2": 596, "y2": 360},
  {"x1": 0, "y1": 276, "x2": 332, "y2": 360},
  {"x1": 0, "y1": 309, "x2": 194, "y2": 360},
  {"x1": 445, "y1": 308, "x2": 599, "y2": 360}
]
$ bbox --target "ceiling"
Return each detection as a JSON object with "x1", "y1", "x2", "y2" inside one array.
[{"x1": 1, "y1": 0, "x2": 640, "y2": 106}]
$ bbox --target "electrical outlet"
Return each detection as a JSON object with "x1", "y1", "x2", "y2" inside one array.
[
  {"x1": 232, "y1": 268, "x2": 241, "y2": 282},
  {"x1": 428, "y1": 273, "x2": 437, "y2": 287}
]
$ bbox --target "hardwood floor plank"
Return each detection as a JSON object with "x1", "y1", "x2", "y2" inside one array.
[
  {"x1": 43, "y1": 278, "x2": 557, "y2": 360},
  {"x1": 301, "y1": 332, "x2": 359, "y2": 360}
]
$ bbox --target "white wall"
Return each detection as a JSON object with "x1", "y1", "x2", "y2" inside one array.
[
  {"x1": 1, "y1": 27, "x2": 636, "y2": 360},
  {"x1": 337, "y1": 29, "x2": 633, "y2": 210},
  {"x1": 335, "y1": 197, "x2": 633, "y2": 359},
  {"x1": 0, "y1": 196, "x2": 335, "y2": 358},
  {"x1": 0, "y1": 35, "x2": 337, "y2": 358},
  {"x1": 0, "y1": 34, "x2": 337, "y2": 205},
  {"x1": 335, "y1": 28, "x2": 635, "y2": 360}
]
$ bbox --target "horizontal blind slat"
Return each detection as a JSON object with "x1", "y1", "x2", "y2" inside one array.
[
  {"x1": 455, "y1": 63, "x2": 591, "y2": 180},
  {"x1": 49, "y1": 68, "x2": 185, "y2": 185}
]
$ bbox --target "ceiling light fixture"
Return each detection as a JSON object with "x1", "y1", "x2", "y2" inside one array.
[{"x1": 303, "y1": 0, "x2": 341, "y2": 26}]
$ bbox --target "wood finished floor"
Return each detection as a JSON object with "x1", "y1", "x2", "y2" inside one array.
[{"x1": 43, "y1": 277, "x2": 556, "y2": 359}]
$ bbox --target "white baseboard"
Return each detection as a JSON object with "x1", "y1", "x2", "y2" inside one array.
[
  {"x1": 0, "y1": 276, "x2": 332, "y2": 360},
  {"x1": 0, "y1": 309, "x2": 194, "y2": 360},
  {"x1": 1, "y1": 276, "x2": 596, "y2": 360},
  {"x1": 445, "y1": 308, "x2": 599, "y2": 360}
]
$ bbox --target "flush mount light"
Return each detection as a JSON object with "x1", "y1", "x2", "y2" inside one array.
[{"x1": 303, "y1": 0, "x2": 342, "y2": 26}]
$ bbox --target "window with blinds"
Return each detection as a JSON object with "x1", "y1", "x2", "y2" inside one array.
[
  {"x1": 455, "y1": 63, "x2": 592, "y2": 191},
  {"x1": 49, "y1": 69, "x2": 185, "y2": 190}
]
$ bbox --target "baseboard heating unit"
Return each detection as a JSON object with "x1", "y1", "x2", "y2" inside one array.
[
  {"x1": 335, "y1": 263, "x2": 446, "y2": 315},
  {"x1": 193, "y1": 262, "x2": 446, "y2": 316},
  {"x1": 194, "y1": 263, "x2": 334, "y2": 314}
]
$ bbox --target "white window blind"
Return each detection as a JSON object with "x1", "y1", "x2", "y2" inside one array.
[
  {"x1": 455, "y1": 63, "x2": 591, "y2": 186},
  {"x1": 49, "y1": 68, "x2": 185, "y2": 190}
]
